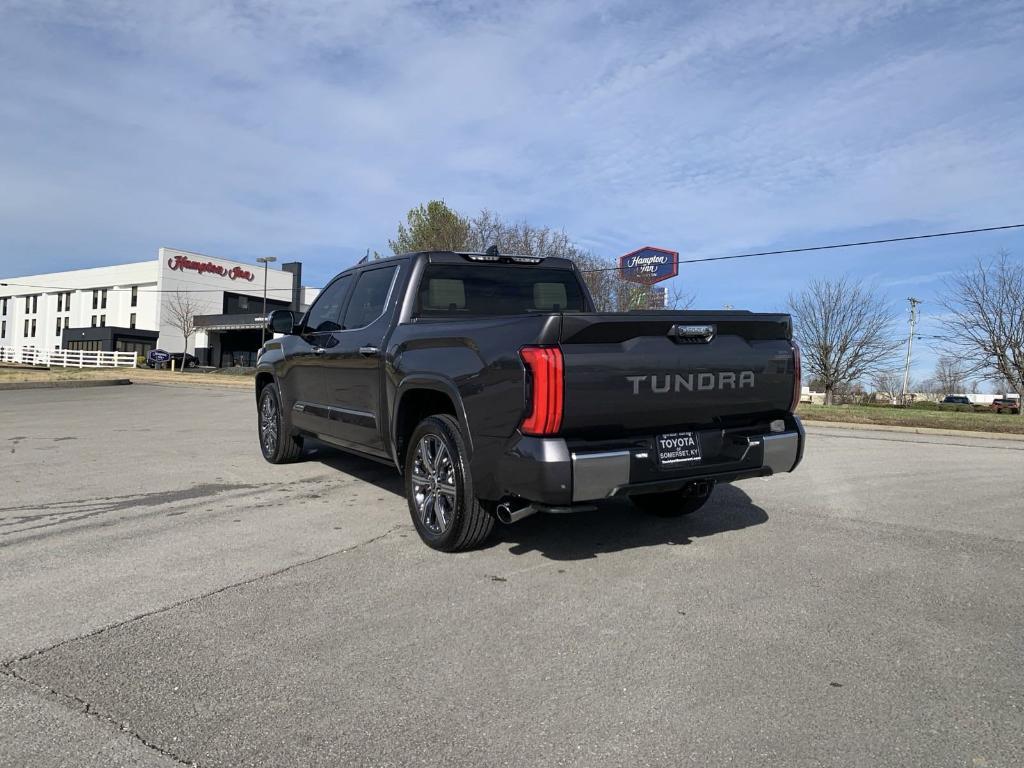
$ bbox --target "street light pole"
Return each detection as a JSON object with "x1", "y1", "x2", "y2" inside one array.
[{"x1": 257, "y1": 256, "x2": 277, "y2": 346}]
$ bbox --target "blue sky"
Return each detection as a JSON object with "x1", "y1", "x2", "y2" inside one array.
[{"x1": 1, "y1": 0, "x2": 1023, "y2": 381}]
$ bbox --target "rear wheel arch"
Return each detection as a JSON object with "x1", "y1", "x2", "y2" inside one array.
[{"x1": 393, "y1": 383, "x2": 469, "y2": 472}]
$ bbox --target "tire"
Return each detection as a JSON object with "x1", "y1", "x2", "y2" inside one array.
[
  {"x1": 257, "y1": 383, "x2": 303, "y2": 463},
  {"x1": 632, "y1": 481, "x2": 716, "y2": 517},
  {"x1": 404, "y1": 414, "x2": 495, "y2": 552}
]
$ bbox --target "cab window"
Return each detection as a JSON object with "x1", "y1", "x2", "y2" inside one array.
[
  {"x1": 342, "y1": 266, "x2": 398, "y2": 329},
  {"x1": 304, "y1": 275, "x2": 352, "y2": 333}
]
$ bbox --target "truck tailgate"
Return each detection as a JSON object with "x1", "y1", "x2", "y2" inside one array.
[{"x1": 557, "y1": 312, "x2": 796, "y2": 437}]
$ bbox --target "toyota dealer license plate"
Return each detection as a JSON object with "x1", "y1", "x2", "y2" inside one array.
[{"x1": 655, "y1": 432, "x2": 702, "y2": 465}]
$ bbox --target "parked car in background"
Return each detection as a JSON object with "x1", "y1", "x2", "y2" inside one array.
[
  {"x1": 940, "y1": 395, "x2": 972, "y2": 406},
  {"x1": 146, "y1": 349, "x2": 198, "y2": 369},
  {"x1": 991, "y1": 398, "x2": 1021, "y2": 414}
]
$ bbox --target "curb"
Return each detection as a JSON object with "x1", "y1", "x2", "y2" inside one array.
[
  {"x1": 0, "y1": 379, "x2": 133, "y2": 391},
  {"x1": 802, "y1": 418, "x2": 1024, "y2": 442}
]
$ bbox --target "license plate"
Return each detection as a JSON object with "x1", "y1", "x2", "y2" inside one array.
[{"x1": 655, "y1": 431, "x2": 702, "y2": 465}]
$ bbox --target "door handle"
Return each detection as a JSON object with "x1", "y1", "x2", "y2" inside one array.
[
  {"x1": 358, "y1": 346, "x2": 380, "y2": 357},
  {"x1": 311, "y1": 346, "x2": 326, "y2": 356}
]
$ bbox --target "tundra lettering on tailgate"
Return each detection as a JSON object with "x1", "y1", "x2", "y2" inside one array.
[{"x1": 627, "y1": 371, "x2": 756, "y2": 395}]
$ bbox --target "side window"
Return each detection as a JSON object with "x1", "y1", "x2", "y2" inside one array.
[
  {"x1": 342, "y1": 266, "x2": 398, "y2": 330},
  {"x1": 304, "y1": 275, "x2": 352, "y2": 333}
]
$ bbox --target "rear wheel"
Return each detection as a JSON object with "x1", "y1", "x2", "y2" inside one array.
[
  {"x1": 632, "y1": 481, "x2": 716, "y2": 517},
  {"x1": 258, "y1": 383, "x2": 303, "y2": 463},
  {"x1": 405, "y1": 414, "x2": 494, "y2": 552}
]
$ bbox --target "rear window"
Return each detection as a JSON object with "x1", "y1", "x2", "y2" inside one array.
[{"x1": 415, "y1": 264, "x2": 587, "y2": 317}]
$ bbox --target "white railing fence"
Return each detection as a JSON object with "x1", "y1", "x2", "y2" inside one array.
[{"x1": 0, "y1": 345, "x2": 138, "y2": 369}]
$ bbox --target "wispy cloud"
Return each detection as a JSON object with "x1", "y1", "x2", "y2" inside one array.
[
  {"x1": 1, "y1": 0, "x2": 1023, "y2": 334},
  {"x1": 881, "y1": 270, "x2": 956, "y2": 288}
]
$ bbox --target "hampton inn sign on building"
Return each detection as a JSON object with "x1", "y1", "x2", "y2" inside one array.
[{"x1": 0, "y1": 248, "x2": 319, "y2": 367}]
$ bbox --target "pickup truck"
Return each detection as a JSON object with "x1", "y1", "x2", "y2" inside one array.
[
  {"x1": 255, "y1": 250, "x2": 805, "y2": 551},
  {"x1": 991, "y1": 398, "x2": 1021, "y2": 414}
]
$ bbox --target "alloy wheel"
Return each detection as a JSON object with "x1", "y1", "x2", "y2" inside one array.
[
  {"x1": 260, "y1": 392, "x2": 279, "y2": 456},
  {"x1": 411, "y1": 434, "x2": 457, "y2": 534}
]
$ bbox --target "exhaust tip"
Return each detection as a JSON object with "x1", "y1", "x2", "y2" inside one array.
[
  {"x1": 496, "y1": 502, "x2": 514, "y2": 525},
  {"x1": 496, "y1": 500, "x2": 536, "y2": 525}
]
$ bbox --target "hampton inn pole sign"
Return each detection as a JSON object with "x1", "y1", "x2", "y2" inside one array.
[
  {"x1": 167, "y1": 253, "x2": 255, "y2": 282},
  {"x1": 618, "y1": 246, "x2": 679, "y2": 284}
]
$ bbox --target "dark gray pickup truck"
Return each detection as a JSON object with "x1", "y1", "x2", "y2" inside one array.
[{"x1": 255, "y1": 250, "x2": 804, "y2": 551}]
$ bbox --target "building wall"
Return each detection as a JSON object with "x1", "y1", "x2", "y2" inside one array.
[
  {"x1": 155, "y1": 248, "x2": 303, "y2": 353},
  {"x1": 2, "y1": 250, "x2": 311, "y2": 355},
  {"x1": 0, "y1": 261, "x2": 159, "y2": 350}
]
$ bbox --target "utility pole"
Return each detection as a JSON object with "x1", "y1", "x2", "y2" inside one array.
[{"x1": 901, "y1": 297, "x2": 921, "y2": 404}]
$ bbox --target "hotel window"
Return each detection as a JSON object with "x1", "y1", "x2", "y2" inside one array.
[
  {"x1": 25, "y1": 296, "x2": 31, "y2": 312},
  {"x1": 31, "y1": 319, "x2": 36, "y2": 336},
  {"x1": 57, "y1": 293, "x2": 63, "y2": 312},
  {"x1": 129, "y1": 313, "x2": 137, "y2": 329},
  {"x1": 2, "y1": 320, "x2": 6, "y2": 337},
  {"x1": 92, "y1": 290, "x2": 98, "y2": 310},
  {"x1": 101, "y1": 289, "x2": 108, "y2": 310},
  {"x1": 131, "y1": 286, "x2": 138, "y2": 307},
  {"x1": 32, "y1": 295, "x2": 38, "y2": 313},
  {"x1": 91, "y1": 315, "x2": 97, "y2": 327},
  {"x1": 63, "y1": 317, "x2": 69, "y2": 330},
  {"x1": 56, "y1": 318, "x2": 62, "y2": 336},
  {"x1": 1, "y1": 297, "x2": 7, "y2": 314},
  {"x1": 99, "y1": 315, "x2": 106, "y2": 327}
]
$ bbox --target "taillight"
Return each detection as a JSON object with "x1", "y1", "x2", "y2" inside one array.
[
  {"x1": 790, "y1": 340, "x2": 801, "y2": 412},
  {"x1": 519, "y1": 346, "x2": 564, "y2": 436}
]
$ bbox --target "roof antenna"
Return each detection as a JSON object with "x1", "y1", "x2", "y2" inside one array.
[{"x1": 485, "y1": 244, "x2": 499, "y2": 257}]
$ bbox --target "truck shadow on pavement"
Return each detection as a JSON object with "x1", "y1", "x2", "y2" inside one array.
[
  {"x1": 307, "y1": 444, "x2": 767, "y2": 560},
  {"x1": 490, "y1": 483, "x2": 768, "y2": 560}
]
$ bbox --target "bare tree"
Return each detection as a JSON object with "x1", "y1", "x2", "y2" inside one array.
[
  {"x1": 932, "y1": 355, "x2": 967, "y2": 396},
  {"x1": 787, "y1": 276, "x2": 902, "y2": 405},
  {"x1": 464, "y1": 209, "x2": 693, "y2": 311},
  {"x1": 909, "y1": 377, "x2": 937, "y2": 401},
  {"x1": 163, "y1": 290, "x2": 202, "y2": 373},
  {"x1": 869, "y1": 369, "x2": 904, "y2": 403},
  {"x1": 938, "y1": 251, "x2": 1023, "y2": 412}
]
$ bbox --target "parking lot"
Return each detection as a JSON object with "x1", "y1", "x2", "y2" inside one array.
[{"x1": 2, "y1": 383, "x2": 1023, "y2": 767}]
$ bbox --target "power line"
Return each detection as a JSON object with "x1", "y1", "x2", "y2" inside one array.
[
  {"x1": 578, "y1": 222, "x2": 1024, "y2": 273},
  {"x1": 3, "y1": 221, "x2": 1023, "y2": 293}
]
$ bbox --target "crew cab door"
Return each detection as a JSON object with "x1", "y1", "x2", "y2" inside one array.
[
  {"x1": 285, "y1": 274, "x2": 352, "y2": 433},
  {"x1": 319, "y1": 263, "x2": 401, "y2": 454}
]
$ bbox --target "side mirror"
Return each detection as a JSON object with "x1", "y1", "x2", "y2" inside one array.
[{"x1": 267, "y1": 309, "x2": 301, "y2": 335}]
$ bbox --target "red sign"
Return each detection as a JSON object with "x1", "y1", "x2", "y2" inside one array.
[
  {"x1": 167, "y1": 254, "x2": 255, "y2": 282},
  {"x1": 618, "y1": 246, "x2": 679, "y2": 284}
]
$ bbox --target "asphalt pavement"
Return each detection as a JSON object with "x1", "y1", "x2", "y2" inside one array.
[{"x1": 1, "y1": 384, "x2": 1022, "y2": 767}]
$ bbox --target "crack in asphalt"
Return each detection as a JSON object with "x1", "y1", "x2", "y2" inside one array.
[
  {"x1": 5, "y1": 522, "x2": 408, "y2": 667},
  {"x1": 1, "y1": 522, "x2": 409, "y2": 767},
  {"x1": 0, "y1": 667, "x2": 198, "y2": 767}
]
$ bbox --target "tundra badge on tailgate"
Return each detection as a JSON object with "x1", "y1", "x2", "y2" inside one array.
[{"x1": 627, "y1": 371, "x2": 756, "y2": 394}]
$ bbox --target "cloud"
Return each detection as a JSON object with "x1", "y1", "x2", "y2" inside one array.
[{"x1": 1, "y1": 0, "x2": 1023, "y2": 317}]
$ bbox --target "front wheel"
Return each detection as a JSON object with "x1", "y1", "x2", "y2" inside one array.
[
  {"x1": 405, "y1": 414, "x2": 495, "y2": 552},
  {"x1": 258, "y1": 383, "x2": 303, "y2": 463},
  {"x1": 632, "y1": 481, "x2": 716, "y2": 517}
]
